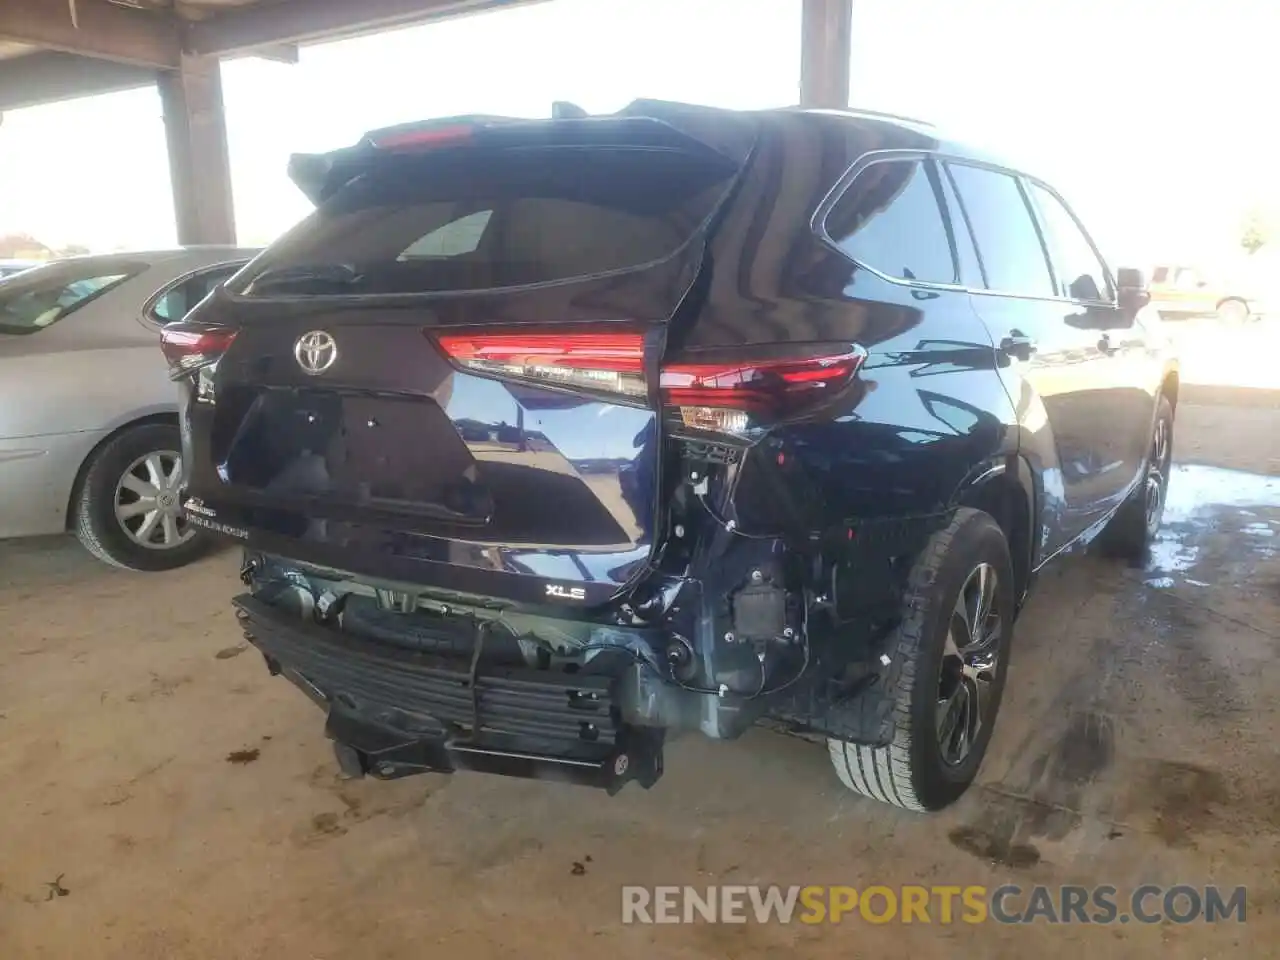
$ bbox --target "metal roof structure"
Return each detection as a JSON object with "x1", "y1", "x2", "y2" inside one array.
[
  {"x1": 0, "y1": 0, "x2": 853, "y2": 243},
  {"x1": 0, "y1": 0, "x2": 549, "y2": 111}
]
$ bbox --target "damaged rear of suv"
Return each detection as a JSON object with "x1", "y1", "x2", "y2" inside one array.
[{"x1": 166, "y1": 100, "x2": 1175, "y2": 810}]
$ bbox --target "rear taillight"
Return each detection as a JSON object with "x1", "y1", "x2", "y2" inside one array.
[
  {"x1": 433, "y1": 332, "x2": 864, "y2": 435},
  {"x1": 661, "y1": 350, "x2": 866, "y2": 434},
  {"x1": 160, "y1": 325, "x2": 237, "y2": 380},
  {"x1": 436, "y1": 333, "x2": 648, "y2": 401}
]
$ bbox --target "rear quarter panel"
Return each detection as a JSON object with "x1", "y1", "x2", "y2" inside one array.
[
  {"x1": 0, "y1": 342, "x2": 176, "y2": 439},
  {"x1": 0, "y1": 429, "x2": 104, "y2": 538},
  {"x1": 0, "y1": 338, "x2": 175, "y2": 537},
  {"x1": 686, "y1": 115, "x2": 1020, "y2": 529}
]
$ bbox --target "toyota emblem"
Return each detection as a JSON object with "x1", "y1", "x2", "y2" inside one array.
[{"x1": 295, "y1": 330, "x2": 337, "y2": 375}]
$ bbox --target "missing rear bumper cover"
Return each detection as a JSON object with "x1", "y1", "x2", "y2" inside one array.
[{"x1": 233, "y1": 593, "x2": 670, "y2": 791}]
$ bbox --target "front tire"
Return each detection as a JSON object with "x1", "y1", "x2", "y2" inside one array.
[
  {"x1": 827, "y1": 508, "x2": 1015, "y2": 811},
  {"x1": 73, "y1": 422, "x2": 210, "y2": 572},
  {"x1": 1097, "y1": 394, "x2": 1174, "y2": 561}
]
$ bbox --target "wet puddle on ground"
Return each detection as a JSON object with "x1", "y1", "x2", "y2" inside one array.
[
  {"x1": 956, "y1": 463, "x2": 1280, "y2": 869},
  {"x1": 1143, "y1": 464, "x2": 1280, "y2": 588}
]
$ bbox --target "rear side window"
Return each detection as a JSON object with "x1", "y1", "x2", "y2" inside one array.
[
  {"x1": 945, "y1": 164, "x2": 1054, "y2": 297},
  {"x1": 1026, "y1": 183, "x2": 1111, "y2": 302},
  {"x1": 0, "y1": 263, "x2": 142, "y2": 335},
  {"x1": 150, "y1": 263, "x2": 244, "y2": 324},
  {"x1": 823, "y1": 159, "x2": 957, "y2": 285},
  {"x1": 231, "y1": 146, "x2": 735, "y2": 297}
]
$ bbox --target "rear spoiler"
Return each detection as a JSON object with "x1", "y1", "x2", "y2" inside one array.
[{"x1": 286, "y1": 101, "x2": 758, "y2": 206}]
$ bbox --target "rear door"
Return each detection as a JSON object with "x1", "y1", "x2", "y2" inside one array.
[
  {"x1": 945, "y1": 161, "x2": 1109, "y2": 553},
  {"x1": 182, "y1": 132, "x2": 740, "y2": 599}
]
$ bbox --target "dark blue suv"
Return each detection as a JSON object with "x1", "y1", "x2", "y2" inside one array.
[{"x1": 165, "y1": 100, "x2": 1177, "y2": 811}]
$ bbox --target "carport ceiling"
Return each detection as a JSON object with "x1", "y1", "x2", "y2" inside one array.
[{"x1": 0, "y1": 0, "x2": 541, "y2": 110}]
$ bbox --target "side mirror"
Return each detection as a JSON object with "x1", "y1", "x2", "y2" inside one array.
[{"x1": 1116, "y1": 267, "x2": 1150, "y2": 312}]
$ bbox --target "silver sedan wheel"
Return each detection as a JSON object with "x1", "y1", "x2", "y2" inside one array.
[
  {"x1": 936, "y1": 562, "x2": 1003, "y2": 767},
  {"x1": 113, "y1": 450, "x2": 194, "y2": 550}
]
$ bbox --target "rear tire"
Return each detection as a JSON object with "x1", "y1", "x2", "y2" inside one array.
[
  {"x1": 1097, "y1": 394, "x2": 1174, "y2": 562},
  {"x1": 73, "y1": 423, "x2": 210, "y2": 572},
  {"x1": 827, "y1": 508, "x2": 1015, "y2": 811}
]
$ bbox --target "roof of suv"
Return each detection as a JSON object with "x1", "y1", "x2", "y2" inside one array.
[
  {"x1": 288, "y1": 100, "x2": 1027, "y2": 213},
  {"x1": 793, "y1": 105, "x2": 1021, "y2": 171},
  {"x1": 622, "y1": 100, "x2": 1029, "y2": 181},
  {"x1": 353, "y1": 99, "x2": 1019, "y2": 174}
]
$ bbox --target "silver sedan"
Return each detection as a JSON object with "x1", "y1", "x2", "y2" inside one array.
[{"x1": 0, "y1": 248, "x2": 257, "y2": 570}]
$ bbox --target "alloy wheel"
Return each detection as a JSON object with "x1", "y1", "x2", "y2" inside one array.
[
  {"x1": 113, "y1": 450, "x2": 195, "y2": 550},
  {"x1": 1145, "y1": 415, "x2": 1171, "y2": 531},
  {"x1": 936, "y1": 562, "x2": 1003, "y2": 767}
]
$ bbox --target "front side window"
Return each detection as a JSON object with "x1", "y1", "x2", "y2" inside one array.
[
  {"x1": 946, "y1": 164, "x2": 1055, "y2": 298},
  {"x1": 0, "y1": 263, "x2": 142, "y2": 335},
  {"x1": 824, "y1": 159, "x2": 957, "y2": 285},
  {"x1": 1027, "y1": 183, "x2": 1111, "y2": 302}
]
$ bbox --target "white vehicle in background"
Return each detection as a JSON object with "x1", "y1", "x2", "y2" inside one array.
[
  {"x1": 0, "y1": 248, "x2": 257, "y2": 570},
  {"x1": 1148, "y1": 263, "x2": 1268, "y2": 323}
]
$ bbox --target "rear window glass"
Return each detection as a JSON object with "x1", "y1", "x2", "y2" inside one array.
[
  {"x1": 0, "y1": 262, "x2": 143, "y2": 335},
  {"x1": 231, "y1": 146, "x2": 735, "y2": 297}
]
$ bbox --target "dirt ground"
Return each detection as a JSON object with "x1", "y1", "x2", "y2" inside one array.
[{"x1": 2, "y1": 399, "x2": 1278, "y2": 959}]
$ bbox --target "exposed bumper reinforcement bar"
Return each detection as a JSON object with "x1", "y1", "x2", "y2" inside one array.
[{"x1": 232, "y1": 594, "x2": 663, "y2": 793}]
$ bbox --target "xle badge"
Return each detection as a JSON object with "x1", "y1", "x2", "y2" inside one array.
[{"x1": 546, "y1": 584, "x2": 587, "y2": 601}]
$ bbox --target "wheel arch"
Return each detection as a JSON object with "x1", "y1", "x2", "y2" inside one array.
[
  {"x1": 1161, "y1": 367, "x2": 1180, "y2": 410},
  {"x1": 955, "y1": 456, "x2": 1035, "y2": 605},
  {"x1": 1215, "y1": 296, "x2": 1250, "y2": 317},
  {"x1": 64, "y1": 412, "x2": 179, "y2": 530}
]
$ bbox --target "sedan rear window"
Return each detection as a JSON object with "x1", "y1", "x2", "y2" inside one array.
[
  {"x1": 230, "y1": 146, "x2": 735, "y2": 297},
  {"x1": 0, "y1": 262, "x2": 144, "y2": 335}
]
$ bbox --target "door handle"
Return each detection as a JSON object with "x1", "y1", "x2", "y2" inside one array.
[{"x1": 999, "y1": 333, "x2": 1037, "y2": 362}]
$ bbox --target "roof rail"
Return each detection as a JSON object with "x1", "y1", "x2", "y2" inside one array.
[{"x1": 808, "y1": 105, "x2": 936, "y2": 127}]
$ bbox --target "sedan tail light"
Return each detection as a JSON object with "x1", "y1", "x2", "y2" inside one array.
[{"x1": 160, "y1": 325, "x2": 238, "y2": 380}]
